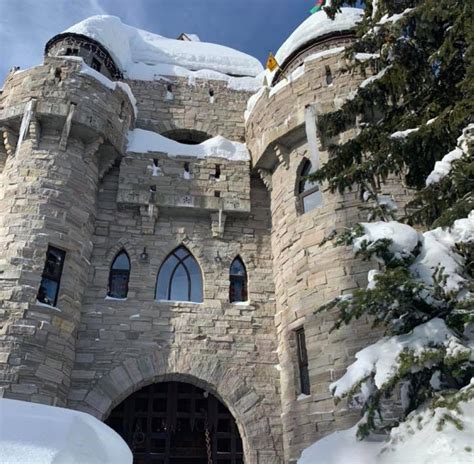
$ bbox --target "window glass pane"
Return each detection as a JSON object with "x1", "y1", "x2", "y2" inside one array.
[
  {"x1": 230, "y1": 259, "x2": 245, "y2": 276},
  {"x1": 169, "y1": 264, "x2": 189, "y2": 301},
  {"x1": 230, "y1": 279, "x2": 244, "y2": 302},
  {"x1": 303, "y1": 189, "x2": 322, "y2": 212},
  {"x1": 109, "y1": 271, "x2": 129, "y2": 298},
  {"x1": 37, "y1": 278, "x2": 59, "y2": 306},
  {"x1": 187, "y1": 257, "x2": 203, "y2": 303},
  {"x1": 156, "y1": 255, "x2": 178, "y2": 299},
  {"x1": 174, "y1": 247, "x2": 188, "y2": 259},
  {"x1": 43, "y1": 248, "x2": 65, "y2": 280},
  {"x1": 112, "y1": 252, "x2": 130, "y2": 270}
]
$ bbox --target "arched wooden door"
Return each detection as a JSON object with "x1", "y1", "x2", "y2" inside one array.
[{"x1": 106, "y1": 381, "x2": 244, "y2": 464}]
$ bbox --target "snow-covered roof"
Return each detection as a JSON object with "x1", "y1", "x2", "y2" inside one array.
[
  {"x1": 63, "y1": 15, "x2": 263, "y2": 79},
  {"x1": 275, "y1": 8, "x2": 363, "y2": 65},
  {"x1": 128, "y1": 129, "x2": 250, "y2": 161}
]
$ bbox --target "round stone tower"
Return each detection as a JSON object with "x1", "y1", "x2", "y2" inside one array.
[
  {"x1": 0, "y1": 42, "x2": 135, "y2": 405},
  {"x1": 245, "y1": 7, "x2": 377, "y2": 462}
]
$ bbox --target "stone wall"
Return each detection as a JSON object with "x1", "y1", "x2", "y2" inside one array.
[
  {"x1": 67, "y1": 167, "x2": 283, "y2": 462},
  {"x1": 128, "y1": 77, "x2": 254, "y2": 142}
]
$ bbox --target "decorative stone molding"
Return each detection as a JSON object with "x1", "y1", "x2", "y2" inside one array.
[
  {"x1": 211, "y1": 210, "x2": 227, "y2": 238},
  {"x1": 274, "y1": 143, "x2": 289, "y2": 170},
  {"x1": 140, "y1": 204, "x2": 159, "y2": 235},
  {"x1": 1, "y1": 126, "x2": 18, "y2": 157},
  {"x1": 258, "y1": 168, "x2": 273, "y2": 191},
  {"x1": 59, "y1": 102, "x2": 77, "y2": 151}
]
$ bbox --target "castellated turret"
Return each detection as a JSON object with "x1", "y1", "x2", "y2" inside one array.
[{"x1": 0, "y1": 9, "x2": 410, "y2": 464}]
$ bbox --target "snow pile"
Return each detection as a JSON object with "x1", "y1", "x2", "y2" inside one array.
[
  {"x1": 426, "y1": 124, "x2": 474, "y2": 186},
  {"x1": 0, "y1": 398, "x2": 132, "y2": 464},
  {"x1": 64, "y1": 15, "x2": 263, "y2": 85},
  {"x1": 354, "y1": 212, "x2": 474, "y2": 297},
  {"x1": 330, "y1": 318, "x2": 470, "y2": 397},
  {"x1": 128, "y1": 128, "x2": 250, "y2": 161},
  {"x1": 274, "y1": 8, "x2": 363, "y2": 66},
  {"x1": 298, "y1": 382, "x2": 474, "y2": 464}
]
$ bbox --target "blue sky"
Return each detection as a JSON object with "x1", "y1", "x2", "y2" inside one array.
[{"x1": 0, "y1": 0, "x2": 349, "y2": 83}]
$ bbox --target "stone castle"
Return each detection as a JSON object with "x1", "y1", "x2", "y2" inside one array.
[{"x1": 0, "y1": 8, "x2": 408, "y2": 463}]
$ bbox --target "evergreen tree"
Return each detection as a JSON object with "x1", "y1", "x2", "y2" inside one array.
[{"x1": 312, "y1": 0, "x2": 473, "y2": 438}]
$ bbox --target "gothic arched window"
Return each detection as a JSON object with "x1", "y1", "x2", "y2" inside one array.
[
  {"x1": 108, "y1": 250, "x2": 130, "y2": 299},
  {"x1": 298, "y1": 159, "x2": 322, "y2": 213},
  {"x1": 156, "y1": 246, "x2": 203, "y2": 303},
  {"x1": 229, "y1": 257, "x2": 248, "y2": 303}
]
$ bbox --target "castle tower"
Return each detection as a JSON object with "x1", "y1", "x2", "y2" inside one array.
[
  {"x1": 245, "y1": 8, "x2": 375, "y2": 462},
  {"x1": 0, "y1": 40, "x2": 135, "y2": 405}
]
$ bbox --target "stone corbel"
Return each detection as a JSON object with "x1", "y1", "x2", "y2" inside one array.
[
  {"x1": 274, "y1": 143, "x2": 289, "y2": 170},
  {"x1": 59, "y1": 102, "x2": 77, "y2": 151},
  {"x1": 211, "y1": 210, "x2": 227, "y2": 239},
  {"x1": 257, "y1": 168, "x2": 272, "y2": 191},
  {"x1": 1, "y1": 126, "x2": 18, "y2": 157},
  {"x1": 140, "y1": 204, "x2": 159, "y2": 235}
]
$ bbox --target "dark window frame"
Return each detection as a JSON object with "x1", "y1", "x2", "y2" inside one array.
[
  {"x1": 296, "y1": 328, "x2": 311, "y2": 395},
  {"x1": 108, "y1": 250, "x2": 131, "y2": 299},
  {"x1": 37, "y1": 245, "x2": 66, "y2": 307},
  {"x1": 229, "y1": 257, "x2": 248, "y2": 303},
  {"x1": 297, "y1": 158, "x2": 321, "y2": 214},
  {"x1": 156, "y1": 246, "x2": 203, "y2": 303}
]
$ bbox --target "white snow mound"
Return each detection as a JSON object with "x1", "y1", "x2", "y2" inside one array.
[
  {"x1": 64, "y1": 15, "x2": 263, "y2": 79},
  {"x1": 128, "y1": 128, "x2": 250, "y2": 161},
  {"x1": 0, "y1": 398, "x2": 132, "y2": 464},
  {"x1": 275, "y1": 8, "x2": 363, "y2": 65}
]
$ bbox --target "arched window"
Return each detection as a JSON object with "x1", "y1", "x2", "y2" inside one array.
[
  {"x1": 298, "y1": 159, "x2": 322, "y2": 213},
  {"x1": 229, "y1": 257, "x2": 248, "y2": 303},
  {"x1": 156, "y1": 246, "x2": 203, "y2": 303},
  {"x1": 108, "y1": 250, "x2": 130, "y2": 299}
]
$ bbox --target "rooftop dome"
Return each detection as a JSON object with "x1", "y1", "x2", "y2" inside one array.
[
  {"x1": 274, "y1": 7, "x2": 363, "y2": 72},
  {"x1": 51, "y1": 15, "x2": 263, "y2": 79}
]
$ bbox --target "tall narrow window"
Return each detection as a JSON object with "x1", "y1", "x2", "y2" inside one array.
[
  {"x1": 229, "y1": 257, "x2": 247, "y2": 303},
  {"x1": 108, "y1": 251, "x2": 130, "y2": 299},
  {"x1": 156, "y1": 246, "x2": 203, "y2": 303},
  {"x1": 296, "y1": 328, "x2": 310, "y2": 395},
  {"x1": 298, "y1": 158, "x2": 322, "y2": 213},
  {"x1": 37, "y1": 246, "x2": 66, "y2": 307}
]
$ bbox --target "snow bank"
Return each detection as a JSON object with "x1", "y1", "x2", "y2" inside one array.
[
  {"x1": 128, "y1": 128, "x2": 250, "y2": 161},
  {"x1": 64, "y1": 15, "x2": 263, "y2": 81},
  {"x1": 426, "y1": 124, "x2": 473, "y2": 186},
  {"x1": 0, "y1": 398, "x2": 132, "y2": 464},
  {"x1": 330, "y1": 318, "x2": 470, "y2": 397},
  {"x1": 274, "y1": 8, "x2": 363, "y2": 65},
  {"x1": 298, "y1": 424, "x2": 384, "y2": 464},
  {"x1": 298, "y1": 384, "x2": 474, "y2": 464}
]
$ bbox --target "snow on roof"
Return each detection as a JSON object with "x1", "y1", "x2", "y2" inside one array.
[
  {"x1": 64, "y1": 15, "x2": 263, "y2": 79},
  {"x1": 0, "y1": 398, "x2": 132, "y2": 464},
  {"x1": 275, "y1": 8, "x2": 363, "y2": 65},
  {"x1": 128, "y1": 128, "x2": 250, "y2": 161}
]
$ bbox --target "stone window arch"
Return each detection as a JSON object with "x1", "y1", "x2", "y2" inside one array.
[
  {"x1": 108, "y1": 250, "x2": 131, "y2": 299},
  {"x1": 297, "y1": 158, "x2": 322, "y2": 214},
  {"x1": 229, "y1": 256, "x2": 248, "y2": 303},
  {"x1": 156, "y1": 246, "x2": 203, "y2": 302}
]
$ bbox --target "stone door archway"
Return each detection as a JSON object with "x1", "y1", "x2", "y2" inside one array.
[{"x1": 106, "y1": 381, "x2": 244, "y2": 464}]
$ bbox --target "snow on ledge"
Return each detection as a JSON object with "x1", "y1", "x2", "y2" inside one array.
[
  {"x1": 0, "y1": 398, "x2": 132, "y2": 464},
  {"x1": 127, "y1": 128, "x2": 250, "y2": 161},
  {"x1": 64, "y1": 15, "x2": 263, "y2": 79}
]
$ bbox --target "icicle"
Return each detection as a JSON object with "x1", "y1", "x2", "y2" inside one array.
[
  {"x1": 15, "y1": 100, "x2": 34, "y2": 156},
  {"x1": 304, "y1": 104, "x2": 320, "y2": 169}
]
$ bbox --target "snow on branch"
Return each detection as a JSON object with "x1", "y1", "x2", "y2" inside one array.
[{"x1": 330, "y1": 318, "x2": 470, "y2": 398}]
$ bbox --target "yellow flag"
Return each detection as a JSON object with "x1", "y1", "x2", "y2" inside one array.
[{"x1": 266, "y1": 52, "x2": 279, "y2": 72}]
